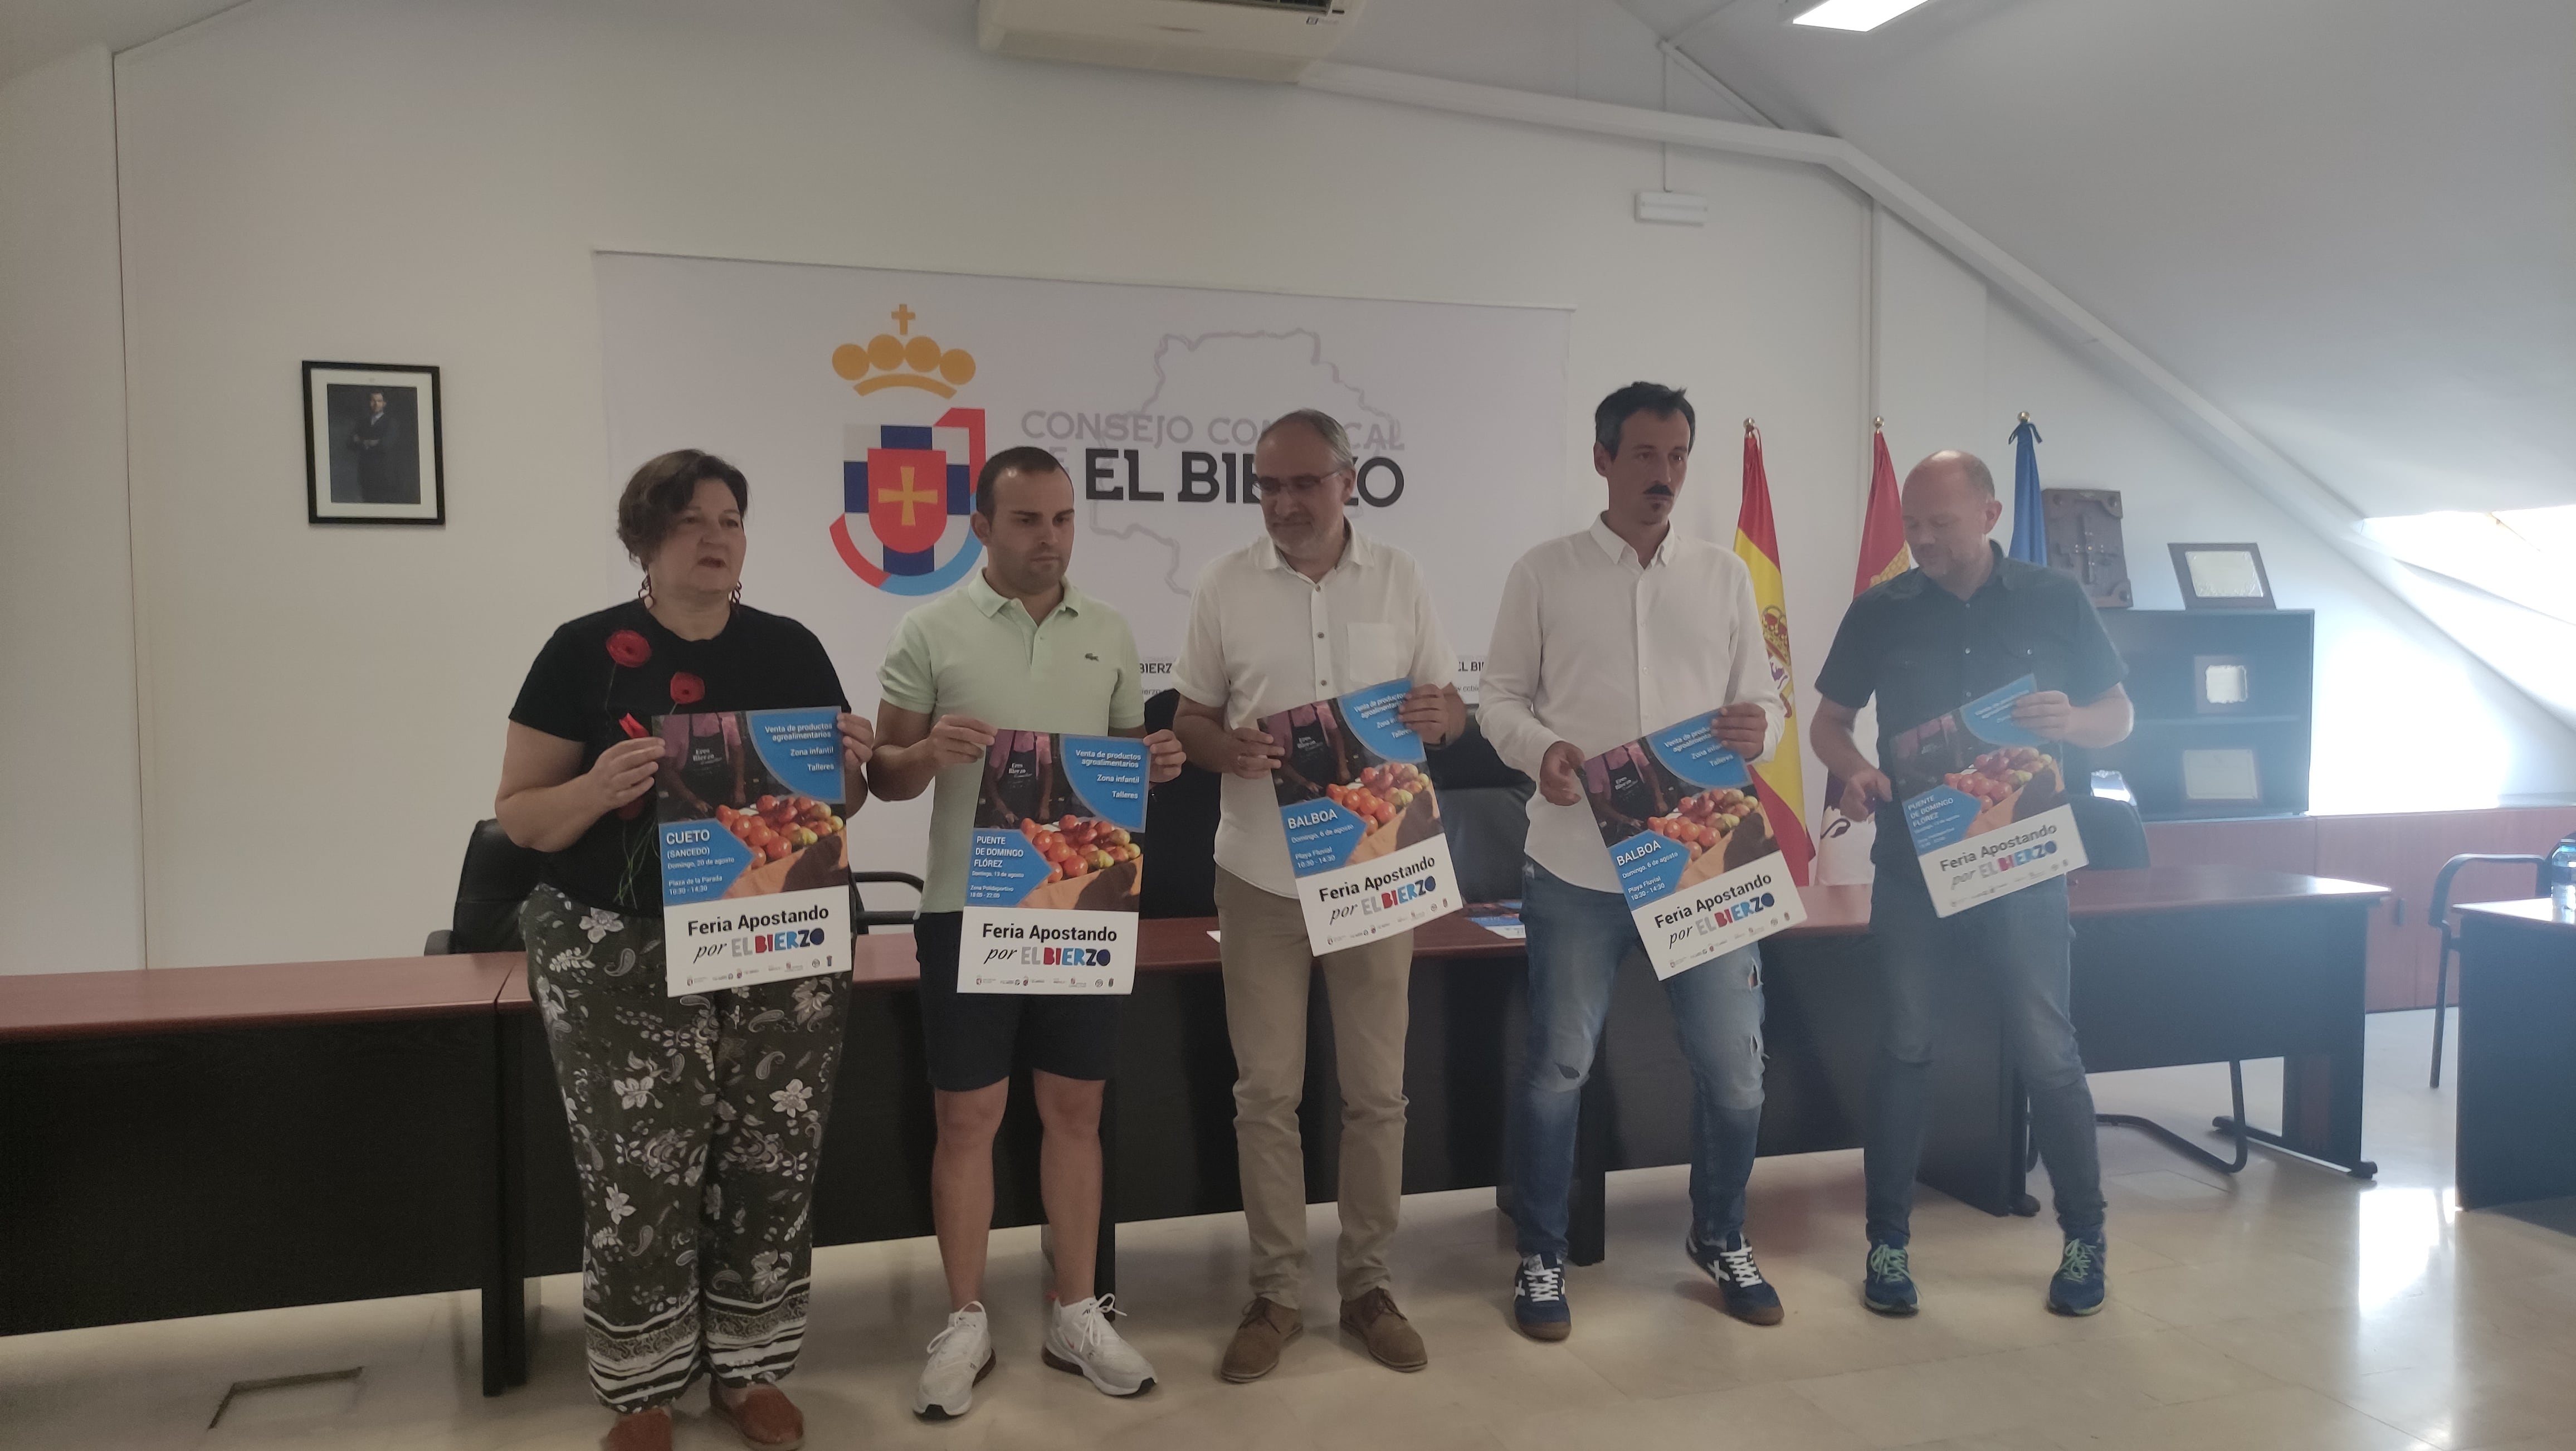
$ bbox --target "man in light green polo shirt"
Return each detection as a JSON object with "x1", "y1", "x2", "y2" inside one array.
[{"x1": 869, "y1": 445, "x2": 1183, "y2": 1421}]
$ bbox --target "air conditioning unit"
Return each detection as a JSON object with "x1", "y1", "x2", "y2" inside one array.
[{"x1": 977, "y1": 0, "x2": 1369, "y2": 83}]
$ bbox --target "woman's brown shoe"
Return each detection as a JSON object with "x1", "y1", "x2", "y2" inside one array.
[
  {"x1": 1221, "y1": 1297, "x2": 1304, "y2": 1382},
  {"x1": 710, "y1": 1381, "x2": 804, "y2": 1450},
  {"x1": 601, "y1": 1406, "x2": 672, "y2": 1451}
]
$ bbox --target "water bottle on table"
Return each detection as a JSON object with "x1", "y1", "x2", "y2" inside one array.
[{"x1": 2551, "y1": 831, "x2": 2576, "y2": 919}]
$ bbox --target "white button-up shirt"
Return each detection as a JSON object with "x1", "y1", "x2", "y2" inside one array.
[
  {"x1": 1478, "y1": 515, "x2": 1785, "y2": 894},
  {"x1": 1173, "y1": 527, "x2": 1456, "y2": 897}
]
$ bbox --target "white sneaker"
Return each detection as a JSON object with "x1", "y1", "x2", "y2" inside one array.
[
  {"x1": 1041, "y1": 1294, "x2": 1157, "y2": 1398},
  {"x1": 912, "y1": 1302, "x2": 994, "y2": 1421}
]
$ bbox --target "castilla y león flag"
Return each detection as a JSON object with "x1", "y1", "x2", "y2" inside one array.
[
  {"x1": 1733, "y1": 423, "x2": 1814, "y2": 886},
  {"x1": 1814, "y1": 425, "x2": 1913, "y2": 885}
]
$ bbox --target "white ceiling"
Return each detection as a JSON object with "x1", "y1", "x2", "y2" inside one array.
[
  {"x1": 0, "y1": 0, "x2": 240, "y2": 85},
  {"x1": 1638, "y1": 0, "x2": 2576, "y2": 521},
  {"x1": 12, "y1": 0, "x2": 2569, "y2": 523}
]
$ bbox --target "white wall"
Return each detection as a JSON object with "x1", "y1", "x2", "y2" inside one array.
[
  {"x1": 0, "y1": 45, "x2": 147, "y2": 975},
  {"x1": 109, "y1": 0, "x2": 1868, "y2": 967},
  {"x1": 47, "y1": 0, "x2": 2576, "y2": 968}
]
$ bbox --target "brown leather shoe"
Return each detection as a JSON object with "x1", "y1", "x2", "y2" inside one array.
[
  {"x1": 1221, "y1": 1297, "x2": 1303, "y2": 1382},
  {"x1": 601, "y1": 1407, "x2": 672, "y2": 1451},
  {"x1": 1339, "y1": 1287, "x2": 1428, "y2": 1372},
  {"x1": 710, "y1": 1381, "x2": 804, "y2": 1450}
]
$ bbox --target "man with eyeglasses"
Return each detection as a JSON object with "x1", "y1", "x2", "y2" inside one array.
[{"x1": 1170, "y1": 409, "x2": 1465, "y2": 1384}]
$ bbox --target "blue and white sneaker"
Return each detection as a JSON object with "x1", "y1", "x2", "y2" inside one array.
[
  {"x1": 1862, "y1": 1239, "x2": 1918, "y2": 1317},
  {"x1": 1686, "y1": 1230, "x2": 1784, "y2": 1326},
  {"x1": 1513, "y1": 1252, "x2": 1571, "y2": 1342},
  {"x1": 2047, "y1": 1231, "x2": 2107, "y2": 1316}
]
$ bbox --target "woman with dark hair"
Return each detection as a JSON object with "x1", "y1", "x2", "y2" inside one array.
[{"x1": 494, "y1": 449, "x2": 874, "y2": 1451}]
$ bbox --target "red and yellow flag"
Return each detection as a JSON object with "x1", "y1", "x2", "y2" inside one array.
[
  {"x1": 1734, "y1": 422, "x2": 1815, "y2": 885},
  {"x1": 1855, "y1": 425, "x2": 1910, "y2": 593}
]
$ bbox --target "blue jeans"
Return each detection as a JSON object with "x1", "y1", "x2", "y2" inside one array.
[
  {"x1": 1510, "y1": 861, "x2": 1768, "y2": 1259},
  {"x1": 1863, "y1": 869, "x2": 2105, "y2": 1243}
]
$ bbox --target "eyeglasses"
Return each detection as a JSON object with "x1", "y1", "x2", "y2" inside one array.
[{"x1": 1249, "y1": 468, "x2": 1352, "y2": 499}]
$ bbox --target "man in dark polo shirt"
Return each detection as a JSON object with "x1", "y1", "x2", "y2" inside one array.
[{"x1": 1811, "y1": 449, "x2": 2134, "y2": 1319}]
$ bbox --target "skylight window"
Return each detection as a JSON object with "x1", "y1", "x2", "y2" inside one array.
[{"x1": 2360, "y1": 504, "x2": 2576, "y2": 629}]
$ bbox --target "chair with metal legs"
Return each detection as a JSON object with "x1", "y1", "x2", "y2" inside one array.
[
  {"x1": 2426, "y1": 854, "x2": 2550, "y2": 1088},
  {"x1": 2056, "y1": 792, "x2": 2263, "y2": 1178}
]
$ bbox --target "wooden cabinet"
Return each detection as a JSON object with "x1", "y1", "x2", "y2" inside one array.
[
  {"x1": 2143, "y1": 806, "x2": 2576, "y2": 1011},
  {"x1": 2087, "y1": 610, "x2": 2314, "y2": 821}
]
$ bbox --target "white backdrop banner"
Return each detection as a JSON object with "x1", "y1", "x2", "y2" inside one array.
[{"x1": 597, "y1": 252, "x2": 1570, "y2": 885}]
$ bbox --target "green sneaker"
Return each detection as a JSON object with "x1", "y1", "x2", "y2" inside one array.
[
  {"x1": 2047, "y1": 1231, "x2": 2106, "y2": 1316},
  {"x1": 1862, "y1": 1239, "x2": 1917, "y2": 1316}
]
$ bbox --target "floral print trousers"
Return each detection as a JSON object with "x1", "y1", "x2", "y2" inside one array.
[{"x1": 522, "y1": 885, "x2": 852, "y2": 1412}]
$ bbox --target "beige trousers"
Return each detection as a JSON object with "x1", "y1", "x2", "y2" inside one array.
[{"x1": 1214, "y1": 868, "x2": 1415, "y2": 1309}]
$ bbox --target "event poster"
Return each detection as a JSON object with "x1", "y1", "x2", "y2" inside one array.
[
  {"x1": 1584, "y1": 715, "x2": 1808, "y2": 978},
  {"x1": 959, "y1": 732, "x2": 1148, "y2": 994},
  {"x1": 1263, "y1": 679, "x2": 1460, "y2": 954},
  {"x1": 652, "y1": 708, "x2": 852, "y2": 996},
  {"x1": 1892, "y1": 676, "x2": 2089, "y2": 917}
]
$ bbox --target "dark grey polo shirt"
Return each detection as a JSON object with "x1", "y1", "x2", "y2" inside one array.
[{"x1": 1814, "y1": 543, "x2": 2126, "y2": 871}]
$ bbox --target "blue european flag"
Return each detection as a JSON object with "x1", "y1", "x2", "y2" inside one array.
[{"x1": 2007, "y1": 415, "x2": 2048, "y2": 566}]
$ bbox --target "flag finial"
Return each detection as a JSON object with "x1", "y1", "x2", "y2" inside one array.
[
  {"x1": 1872, "y1": 416, "x2": 1884, "y2": 430},
  {"x1": 1744, "y1": 418, "x2": 1756, "y2": 434}
]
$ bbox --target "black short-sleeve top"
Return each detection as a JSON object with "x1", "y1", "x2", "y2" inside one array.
[
  {"x1": 508, "y1": 601, "x2": 850, "y2": 915},
  {"x1": 1813, "y1": 543, "x2": 2125, "y2": 872}
]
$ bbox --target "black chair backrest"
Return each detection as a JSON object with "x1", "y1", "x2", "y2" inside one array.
[
  {"x1": 449, "y1": 818, "x2": 548, "y2": 955},
  {"x1": 1140, "y1": 688, "x2": 1222, "y2": 918},
  {"x1": 1443, "y1": 783, "x2": 1534, "y2": 903},
  {"x1": 851, "y1": 871, "x2": 924, "y2": 933},
  {"x1": 1133, "y1": 692, "x2": 1541, "y2": 917},
  {"x1": 2068, "y1": 791, "x2": 2151, "y2": 870}
]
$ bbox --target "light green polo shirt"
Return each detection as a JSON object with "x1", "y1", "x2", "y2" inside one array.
[{"x1": 879, "y1": 568, "x2": 1146, "y2": 912}]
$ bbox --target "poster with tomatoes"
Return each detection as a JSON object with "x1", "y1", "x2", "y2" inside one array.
[
  {"x1": 1891, "y1": 675, "x2": 2088, "y2": 918},
  {"x1": 1584, "y1": 714, "x2": 1808, "y2": 979},
  {"x1": 652, "y1": 707, "x2": 851, "y2": 996},
  {"x1": 1261, "y1": 678, "x2": 1461, "y2": 955},
  {"x1": 959, "y1": 732, "x2": 1148, "y2": 994}
]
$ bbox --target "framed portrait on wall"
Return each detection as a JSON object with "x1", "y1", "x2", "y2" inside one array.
[{"x1": 303, "y1": 361, "x2": 444, "y2": 525}]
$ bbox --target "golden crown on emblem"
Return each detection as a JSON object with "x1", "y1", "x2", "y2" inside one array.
[{"x1": 831, "y1": 304, "x2": 977, "y2": 398}]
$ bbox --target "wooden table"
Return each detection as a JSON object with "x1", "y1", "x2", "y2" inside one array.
[
  {"x1": 2453, "y1": 898, "x2": 2576, "y2": 1209},
  {"x1": 2, "y1": 867, "x2": 2383, "y2": 1401},
  {"x1": 0, "y1": 954, "x2": 523, "y2": 1391}
]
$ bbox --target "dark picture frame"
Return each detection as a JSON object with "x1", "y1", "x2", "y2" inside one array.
[
  {"x1": 2169, "y1": 542, "x2": 2273, "y2": 609},
  {"x1": 303, "y1": 361, "x2": 445, "y2": 525}
]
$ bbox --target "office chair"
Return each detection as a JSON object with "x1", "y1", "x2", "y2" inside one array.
[
  {"x1": 2067, "y1": 792, "x2": 2253, "y2": 1177},
  {"x1": 2426, "y1": 854, "x2": 2550, "y2": 1087}
]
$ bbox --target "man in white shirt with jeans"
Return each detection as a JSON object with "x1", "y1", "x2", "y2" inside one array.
[
  {"x1": 1479, "y1": 382, "x2": 1788, "y2": 1341},
  {"x1": 1171, "y1": 409, "x2": 1465, "y2": 1384}
]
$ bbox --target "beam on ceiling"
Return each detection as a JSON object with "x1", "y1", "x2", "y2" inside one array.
[{"x1": 1294, "y1": 61, "x2": 2558, "y2": 720}]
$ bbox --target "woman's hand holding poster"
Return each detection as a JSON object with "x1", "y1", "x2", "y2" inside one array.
[
  {"x1": 1583, "y1": 714, "x2": 1807, "y2": 978},
  {"x1": 960, "y1": 731, "x2": 1148, "y2": 994},
  {"x1": 1892, "y1": 675, "x2": 2088, "y2": 918},
  {"x1": 653, "y1": 707, "x2": 852, "y2": 996},
  {"x1": 1264, "y1": 679, "x2": 1461, "y2": 955}
]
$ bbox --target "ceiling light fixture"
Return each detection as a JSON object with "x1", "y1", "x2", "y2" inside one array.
[{"x1": 1790, "y1": 0, "x2": 1938, "y2": 32}]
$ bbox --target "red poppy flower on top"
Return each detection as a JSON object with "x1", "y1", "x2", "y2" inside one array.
[
  {"x1": 668, "y1": 671, "x2": 706, "y2": 705},
  {"x1": 606, "y1": 630, "x2": 651, "y2": 669}
]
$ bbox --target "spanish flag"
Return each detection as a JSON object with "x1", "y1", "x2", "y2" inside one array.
[
  {"x1": 1814, "y1": 423, "x2": 1913, "y2": 885},
  {"x1": 1853, "y1": 424, "x2": 1910, "y2": 594},
  {"x1": 1734, "y1": 422, "x2": 1814, "y2": 885}
]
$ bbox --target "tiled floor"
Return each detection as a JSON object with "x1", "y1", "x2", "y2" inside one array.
[{"x1": 7, "y1": 1009, "x2": 2574, "y2": 1450}]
